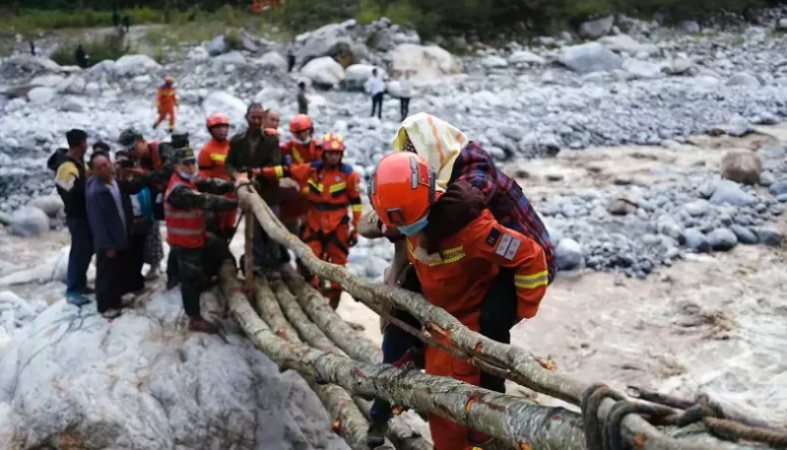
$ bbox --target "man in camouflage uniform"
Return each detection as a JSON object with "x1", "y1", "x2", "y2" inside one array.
[{"x1": 164, "y1": 148, "x2": 238, "y2": 334}]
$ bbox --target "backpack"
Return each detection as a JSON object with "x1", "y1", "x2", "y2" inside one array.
[{"x1": 47, "y1": 148, "x2": 68, "y2": 173}]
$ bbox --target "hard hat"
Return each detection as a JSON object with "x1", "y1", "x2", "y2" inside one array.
[
  {"x1": 368, "y1": 152, "x2": 436, "y2": 229},
  {"x1": 165, "y1": 75, "x2": 175, "y2": 83},
  {"x1": 173, "y1": 148, "x2": 196, "y2": 163},
  {"x1": 118, "y1": 128, "x2": 143, "y2": 147},
  {"x1": 290, "y1": 114, "x2": 313, "y2": 133},
  {"x1": 206, "y1": 113, "x2": 230, "y2": 129},
  {"x1": 321, "y1": 132, "x2": 345, "y2": 152},
  {"x1": 170, "y1": 132, "x2": 190, "y2": 150}
]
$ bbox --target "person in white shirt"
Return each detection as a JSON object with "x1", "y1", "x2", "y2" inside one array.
[
  {"x1": 364, "y1": 68, "x2": 386, "y2": 120},
  {"x1": 398, "y1": 71, "x2": 412, "y2": 122}
]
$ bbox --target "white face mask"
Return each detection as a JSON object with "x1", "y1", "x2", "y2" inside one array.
[
  {"x1": 296, "y1": 136, "x2": 311, "y2": 145},
  {"x1": 178, "y1": 171, "x2": 194, "y2": 181}
]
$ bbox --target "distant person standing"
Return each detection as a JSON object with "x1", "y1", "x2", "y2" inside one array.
[
  {"x1": 122, "y1": 15, "x2": 130, "y2": 33},
  {"x1": 287, "y1": 50, "x2": 296, "y2": 73},
  {"x1": 75, "y1": 44, "x2": 89, "y2": 68},
  {"x1": 112, "y1": 5, "x2": 120, "y2": 28},
  {"x1": 297, "y1": 81, "x2": 309, "y2": 115},
  {"x1": 399, "y1": 71, "x2": 412, "y2": 122},
  {"x1": 153, "y1": 75, "x2": 178, "y2": 133},
  {"x1": 29, "y1": 41, "x2": 35, "y2": 56},
  {"x1": 365, "y1": 68, "x2": 386, "y2": 120}
]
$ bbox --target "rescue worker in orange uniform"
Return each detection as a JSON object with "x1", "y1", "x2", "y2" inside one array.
[
  {"x1": 198, "y1": 113, "x2": 237, "y2": 243},
  {"x1": 153, "y1": 75, "x2": 178, "y2": 133},
  {"x1": 278, "y1": 114, "x2": 322, "y2": 236},
  {"x1": 368, "y1": 152, "x2": 549, "y2": 450},
  {"x1": 255, "y1": 133, "x2": 362, "y2": 309}
]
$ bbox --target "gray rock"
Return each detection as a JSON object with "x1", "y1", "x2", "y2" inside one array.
[
  {"x1": 208, "y1": 35, "x2": 227, "y2": 56},
  {"x1": 558, "y1": 42, "x2": 622, "y2": 74},
  {"x1": 113, "y1": 54, "x2": 161, "y2": 77},
  {"x1": 622, "y1": 60, "x2": 662, "y2": 79},
  {"x1": 684, "y1": 200, "x2": 710, "y2": 217},
  {"x1": 607, "y1": 198, "x2": 637, "y2": 215},
  {"x1": 499, "y1": 126, "x2": 524, "y2": 141},
  {"x1": 707, "y1": 228, "x2": 738, "y2": 251},
  {"x1": 726, "y1": 72, "x2": 761, "y2": 88},
  {"x1": 259, "y1": 51, "x2": 287, "y2": 71},
  {"x1": 301, "y1": 57, "x2": 345, "y2": 88},
  {"x1": 213, "y1": 51, "x2": 246, "y2": 66},
  {"x1": 579, "y1": 15, "x2": 614, "y2": 38},
  {"x1": 730, "y1": 225, "x2": 758, "y2": 244},
  {"x1": 657, "y1": 215, "x2": 685, "y2": 244},
  {"x1": 60, "y1": 96, "x2": 88, "y2": 112},
  {"x1": 721, "y1": 150, "x2": 761, "y2": 185},
  {"x1": 27, "y1": 86, "x2": 56, "y2": 104},
  {"x1": 664, "y1": 58, "x2": 692, "y2": 75},
  {"x1": 187, "y1": 46, "x2": 209, "y2": 60},
  {"x1": 480, "y1": 55, "x2": 508, "y2": 69},
  {"x1": 0, "y1": 292, "x2": 349, "y2": 450},
  {"x1": 342, "y1": 64, "x2": 385, "y2": 91},
  {"x1": 10, "y1": 207, "x2": 50, "y2": 237},
  {"x1": 754, "y1": 227, "x2": 783, "y2": 246},
  {"x1": 598, "y1": 35, "x2": 655, "y2": 55},
  {"x1": 769, "y1": 181, "x2": 787, "y2": 196},
  {"x1": 684, "y1": 228, "x2": 711, "y2": 253},
  {"x1": 778, "y1": 194, "x2": 787, "y2": 203},
  {"x1": 759, "y1": 172, "x2": 775, "y2": 187},
  {"x1": 680, "y1": 20, "x2": 700, "y2": 33},
  {"x1": 28, "y1": 195, "x2": 64, "y2": 218},
  {"x1": 709, "y1": 180, "x2": 757, "y2": 207},
  {"x1": 508, "y1": 51, "x2": 545, "y2": 65},
  {"x1": 556, "y1": 238, "x2": 584, "y2": 271}
]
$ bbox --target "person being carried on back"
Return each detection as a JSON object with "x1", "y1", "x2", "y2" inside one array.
[{"x1": 367, "y1": 152, "x2": 549, "y2": 450}]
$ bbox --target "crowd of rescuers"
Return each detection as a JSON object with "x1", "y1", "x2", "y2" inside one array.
[{"x1": 50, "y1": 110, "x2": 556, "y2": 450}]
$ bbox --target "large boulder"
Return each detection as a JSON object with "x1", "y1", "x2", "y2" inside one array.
[
  {"x1": 27, "y1": 87, "x2": 57, "y2": 104},
  {"x1": 726, "y1": 72, "x2": 761, "y2": 88},
  {"x1": 0, "y1": 291, "x2": 350, "y2": 449},
  {"x1": 578, "y1": 15, "x2": 614, "y2": 38},
  {"x1": 558, "y1": 42, "x2": 622, "y2": 74},
  {"x1": 113, "y1": 55, "x2": 162, "y2": 77},
  {"x1": 28, "y1": 195, "x2": 64, "y2": 218},
  {"x1": 708, "y1": 180, "x2": 757, "y2": 207},
  {"x1": 480, "y1": 55, "x2": 508, "y2": 69},
  {"x1": 29, "y1": 74, "x2": 66, "y2": 88},
  {"x1": 88, "y1": 59, "x2": 116, "y2": 76},
  {"x1": 202, "y1": 91, "x2": 247, "y2": 124},
  {"x1": 389, "y1": 44, "x2": 462, "y2": 84},
  {"x1": 556, "y1": 238, "x2": 584, "y2": 271},
  {"x1": 259, "y1": 51, "x2": 288, "y2": 71},
  {"x1": 301, "y1": 57, "x2": 346, "y2": 89},
  {"x1": 508, "y1": 51, "x2": 546, "y2": 65},
  {"x1": 721, "y1": 150, "x2": 761, "y2": 185},
  {"x1": 208, "y1": 35, "x2": 227, "y2": 56},
  {"x1": 342, "y1": 64, "x2": 386, "y2": 91},
  {"x1": 296, "y1": 22, "x2": 355, "y2": 68},
  {"x1": 597, "y1": 35, "x2": 657, "y2": 55},
  {"x1": 10, "y1": 207, "x2": 50, "y2": 237},
  {"x1": 1, "y1": 55, "x2": 64, "y2": 78}
]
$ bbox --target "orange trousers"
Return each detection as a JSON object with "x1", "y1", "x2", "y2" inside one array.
[
  {"x1": 155, "y1": 106, "x2": 175, "y2": 130},
  {"x1": 303, "y1": 222, "x2": 350, "y2": 290}
]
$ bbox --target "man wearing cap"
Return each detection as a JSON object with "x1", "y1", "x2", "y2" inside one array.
[{"x1": 165, "y1": 147, "x2": 238, "y2": 333}]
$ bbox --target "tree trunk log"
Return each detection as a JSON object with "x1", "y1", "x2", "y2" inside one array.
[
  {"x1": 230, "y1": 269, "x2": 369, "y2": 450},
  {"x1": 236, "y1": 190, "x2": 778, "y2": 450},
  {"x1": 282, "y1": 264, "x2": 382, "y2": 364}
]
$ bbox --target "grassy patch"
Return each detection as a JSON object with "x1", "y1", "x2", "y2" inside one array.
[
  {"x1": 50, "y1": 30, "x2": 131, "y2": 67},
  {"x1": 0, "y1": 7, "x2": 165, "y2": 33}
]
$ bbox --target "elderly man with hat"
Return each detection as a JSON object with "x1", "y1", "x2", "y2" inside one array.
[{"x1": 164, "y1": 147, "x2": 238, "y2": 333}]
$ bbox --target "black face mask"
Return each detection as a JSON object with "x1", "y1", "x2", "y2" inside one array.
[{"x1": 404, "y1": 138, "x2": 417, "y2": 153}]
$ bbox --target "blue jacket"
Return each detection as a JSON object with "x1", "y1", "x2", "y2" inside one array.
[{"x1": 86, "y1": 176, "x2": 135, "y2": 254}]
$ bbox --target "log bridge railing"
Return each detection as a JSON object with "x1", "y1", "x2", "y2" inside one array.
[{"x1": 221, "y1": 186, "x2": 787, "y2": 450}]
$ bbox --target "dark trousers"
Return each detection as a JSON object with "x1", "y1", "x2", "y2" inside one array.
[
  {"x1": 371, "y1": 92, "x2": 384, "y2": 119},
  {"x1": 128, "y1": 229, "x2": 148, "y2": 293},
  {"x1": 400, "y1": 97, "x2": 410, "y2": 121},
  {"x1": 369, "y1": 267, "x2": 516, "y2": 421},
  {"x1": 66, "y1": 217, "x2": 93, "y2": 294},
  {"x1": 95, "y1": 249, "x2": 130, "y2": 313},
  {"x1": 176, "y1": 235, "x2": 234, "y2": 318},
  {"x1": 253, "y1": 204, "x2": 285, "y2": 269}
]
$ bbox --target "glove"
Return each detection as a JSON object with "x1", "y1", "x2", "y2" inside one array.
[{"x1": 348, "y1": 229, "x2": 358, "y2": 247}]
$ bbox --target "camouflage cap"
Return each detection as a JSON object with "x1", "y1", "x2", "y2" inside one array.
[
  {"x1": 173, "y1": 147, "x2": 196, "y2": 163},
  {"x1": 170, "y1": 132, "x2": 190, "y2": 150}
]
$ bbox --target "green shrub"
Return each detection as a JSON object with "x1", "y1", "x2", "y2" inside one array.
[{"x1": 50, "y1": 30, "x2": 130, "y2": 67}]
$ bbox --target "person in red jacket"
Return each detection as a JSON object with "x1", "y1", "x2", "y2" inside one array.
[
  {"x1": 255, "y1": 133, "x2": 362, "y2": 309},
  {"x1": 198, "y1": 113, "x2": 237, "y2": 243},
  {"x1": 154, "y1": 75, "x2": 178, "y2": 133},
  {"x1": 278, "y1": 114, "x2": 322, "y2": 236},
  {"x1": 368, "y1": 152, "x2": 549, "y2": 450}
]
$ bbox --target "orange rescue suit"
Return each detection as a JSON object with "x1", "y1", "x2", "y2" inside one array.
[
  {"x1": 155, "y1": 86, "x2": 178, "y2": 131},
  {"x1": 279, "y1": 139, "x2": 322, "y2": 226},
  {"x1": 258, "y1": 161, "x2": 362, "y2": 286},
  {"x1": 198, "y1": 138, "x2": 236, "y2": 232},
  {"x1": 406, "y1": 208, "x2": 548, "y2": 450}
]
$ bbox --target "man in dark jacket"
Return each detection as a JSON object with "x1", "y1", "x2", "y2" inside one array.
[
  {"x1": 75, "y1": 44, "x2": 89, "y2": 68},
  {"x1": 225, "y1": 103, "x2": 285, "y2": 275},
  {"x1": 86, "y1": 152, "x2": 143, "y2": 319},
  {"x1": 55, "y1": 129, "x2": 93, "y2": 307},
  {"x1": 165, "y1": 148, "x2": 237, "y2": 333}
]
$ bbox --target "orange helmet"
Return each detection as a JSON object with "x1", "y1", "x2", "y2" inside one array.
[
  {"x1": 369, "y1": 152, "x2": 436, "y2": 231},
  {"x1": 290, "y1": 114, "x2": 313, "y2": 133},
  {"x1": 206, "y1": 113, "x2": 229, "y2": 128},
  {"x1": 322, "y1": 132, "x2": 345, "y2": 152},
  {"x1": 165, "y1": 75, "x2": 175, "y2": 83}
]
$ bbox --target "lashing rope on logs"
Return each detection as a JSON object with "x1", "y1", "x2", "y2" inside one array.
[{"x1": 582, "y1": 385, "x2": 787, "y2": 449}]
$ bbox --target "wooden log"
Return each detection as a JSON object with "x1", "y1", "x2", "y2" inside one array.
[
  {"x1": 282, "y1": 264, "x2": 382, "y2": 365},
  {"x1": 237, "y1": 189, "x2": 779, "y2": 450}
]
